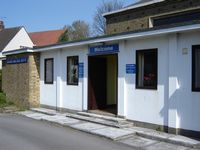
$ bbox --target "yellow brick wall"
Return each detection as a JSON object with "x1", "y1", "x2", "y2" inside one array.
[{"x1": 2, "y1": 53, "x2": 40, "y2": 108}]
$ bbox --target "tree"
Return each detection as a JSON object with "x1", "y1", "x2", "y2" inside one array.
[
  {"x1": 93, "y1": 0, "x2": 124, "y2": 36},
  {"x1": 58, "y1": 29, "x2": 69, "y2": 43},
  {"x1": 58, "y1": 20, "x2": 90, "y2": 43}
]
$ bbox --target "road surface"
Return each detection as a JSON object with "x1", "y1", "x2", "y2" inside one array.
[{"x1": 0, "y1": 114, "x2": 135, "y2": 150}]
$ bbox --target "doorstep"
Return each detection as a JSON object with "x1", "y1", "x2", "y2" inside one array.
[
  {"x1": 17, "y1": 108, "x2": 200, "y2": 149},
  {"x1": 17, "y1": 110, "x2": 135, "y2": 141}
]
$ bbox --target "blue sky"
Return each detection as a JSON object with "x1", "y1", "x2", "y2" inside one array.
[{"x1": 0, "y1": 0, "x2": 135, "y2": 32}]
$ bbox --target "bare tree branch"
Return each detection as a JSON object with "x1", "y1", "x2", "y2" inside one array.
[{"x1": 93, "y1": 0, "x2": 124, "y2": 36}]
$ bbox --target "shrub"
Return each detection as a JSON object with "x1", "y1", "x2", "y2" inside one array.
[{"x1": 0, "y1": 92, "x2": 9, "y2": 108}]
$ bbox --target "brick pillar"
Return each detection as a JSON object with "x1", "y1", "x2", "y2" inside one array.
[{"x1": 2, "y1": 53, "x2": 40, "y2": 108}]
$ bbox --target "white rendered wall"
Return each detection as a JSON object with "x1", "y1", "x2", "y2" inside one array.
[
  {"x1": 168, "y1": 31, "x2": 200, "y2": 132},
  {"x1": 60, "y1": 46, "x2": 88, "y2": 111},
  {"x1": 39, "y1": 31, "x2": 200, "y2": 132},
  {"x1": 121, "y1": 36, "x2": 169, "y2": 126},
  {"x1": 40, "y1": 46, "x2": 88, "y2": 111},
  {"x1": 3, "y1": 28, "x2": 34, "y2": 51},
  {"x1": 40, "y1": 51, "x2": 58, "y2": 107}
]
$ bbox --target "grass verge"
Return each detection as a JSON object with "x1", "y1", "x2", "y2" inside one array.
[{"x1": 0, "y1": 92, "x2": 13, "y2": 108}]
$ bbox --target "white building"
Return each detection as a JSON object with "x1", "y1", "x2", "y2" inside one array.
[
  {"x1": 0, "y1": 26, "x2": 34, "y2": 68},
  {"x1": 4, "y1": 23, "x2": 200, "y2": 137},
  {"x1": 2, "y1": 0, "x2": 200, "y2": 138}
]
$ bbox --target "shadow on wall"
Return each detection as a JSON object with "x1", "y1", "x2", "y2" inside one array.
[{"x1": 159, "y1": 77, "x2": 200, "y2": 138}]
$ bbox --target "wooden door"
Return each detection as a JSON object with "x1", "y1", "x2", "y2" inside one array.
[{"x1": 88, "y1": 57, "x2": 107, "y2": 110}]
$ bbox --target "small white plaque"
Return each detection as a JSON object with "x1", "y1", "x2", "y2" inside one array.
[{"x1": 182, "y1": 48, "x2": 188, "y2": 55}]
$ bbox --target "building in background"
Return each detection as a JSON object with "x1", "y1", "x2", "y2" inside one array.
[
  {"x1": 104, "y1": 0, "x2": 200, "y2": 34},
  {"x1": 0, "y1": 24, "x2": 34, "y2": 68},
  {"x1": 29, "y1": 29, "x2": 65, "y2": 46}
]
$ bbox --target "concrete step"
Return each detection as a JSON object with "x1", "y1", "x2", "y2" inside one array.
[
  {"x1": 30, "y1": 108, "x2": 57, "y2": 116},
  {"x1": 66, "y1": 112, "x2": 133, "y2": 128}
]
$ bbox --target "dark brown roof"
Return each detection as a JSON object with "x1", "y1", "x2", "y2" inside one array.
[
  {"x1": 29, "y1": 29, "x2": 65, "y2": 46},
  {"x1": 0, "y1": 27, "x2": 22, "y2": 51}
]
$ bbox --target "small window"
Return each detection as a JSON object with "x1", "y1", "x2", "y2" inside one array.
[
  {"x1": 67, "y1": 56, "x2": 79, "y2": 85},
  {"x1": 136, "y1": 49, "x2": 158, "y2": 89},
  {"x1": 192, "y1": 45, "x2": 200, "y2": 91},
  {"x1": 44, "y1": 58, "x2": 54, "y2": 84},
  {"x1": 153, "y1": 10, "x2": 200, "y2": 27}
]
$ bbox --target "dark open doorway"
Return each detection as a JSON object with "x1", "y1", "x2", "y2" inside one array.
[{"x1": 88, "y1": 54, "x2": 118, "y2": 115}]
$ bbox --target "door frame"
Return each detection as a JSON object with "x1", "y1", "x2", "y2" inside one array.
[{"x1": 87, "y1": 54, "x2": 118, "y2": 115}]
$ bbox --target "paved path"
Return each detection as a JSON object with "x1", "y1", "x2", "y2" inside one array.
[
  {"x1": 16, "y1": 110, "x2": 200, "y2": 150},
  {"x1": 0, "y1": 114, "x2": 135, "y2": 150}
]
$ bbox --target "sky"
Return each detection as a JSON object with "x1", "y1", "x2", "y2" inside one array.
[{"x1": 0, "y1": 0, "x2": 135, "y2": 32}]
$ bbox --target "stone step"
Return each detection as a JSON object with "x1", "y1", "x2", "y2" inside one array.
[
  {"x1": 30, "y1": 108, "x2": 57, "y2": 116},
  {"x1": 77, "y1": 112, "x2": 125, "y2": 122},
  {"x1": 66, "y1": 112, "x2": 133, "y2": 128}
]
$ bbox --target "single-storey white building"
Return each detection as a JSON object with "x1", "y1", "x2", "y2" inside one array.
[
  {"x1": 2, "y1": 0, "x2": 200, "y2": 138},
  {"x1": 3, "y1": 22, "x2": 200, "y2": 137}
]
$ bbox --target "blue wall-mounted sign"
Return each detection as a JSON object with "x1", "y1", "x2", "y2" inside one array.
[
  {"x1": 6, "y1": 57, "x2": 28, "y2": 64},
  {"x1": 89, "y1": 44, "x2": 119, "y2": 55},
  {"x1": 126, "y1": 64, "x2": 136, "y2": 74},
  {"x1": 79, "y1": 63, "x2": 84, "y2": 78}
]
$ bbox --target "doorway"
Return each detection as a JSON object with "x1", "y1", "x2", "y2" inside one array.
[{"x1": 88, "y1": 54, "x2": 118, "y2": 115}]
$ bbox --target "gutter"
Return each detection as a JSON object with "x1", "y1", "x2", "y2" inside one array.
[
  {"x1": 103, "y1": 0, "x2": 165, "y2": 17},
  {"x1": 2, "y1": 48, "x2": 33, "y2": 56}
]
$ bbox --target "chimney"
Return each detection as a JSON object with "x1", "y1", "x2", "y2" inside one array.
[{"x1": 0, "y1": 21, "x2": 5, "y2": 31}]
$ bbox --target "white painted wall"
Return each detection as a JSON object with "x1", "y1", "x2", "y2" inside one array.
[
  {"x1": 3, "y1": 27, "x2": 34, "y2": 51},
  {"x1": 169, "y1": 31, "x2": 200, "y2": 132},
  {"x1": 39, "y1": 30, "x2": 200, "y2": 132},
  {"x1": 40, "y1": 51, "x2": 57, "y2": 108},
  {"x1": 60, "y1": 46, "x2": 88, "y2": 111},
  {"x1": 40, "y1": 46, "x2": 88, "y2": 111},
  {"x1": 121, "y1": 36, "x2": 169, "y2": 127}
]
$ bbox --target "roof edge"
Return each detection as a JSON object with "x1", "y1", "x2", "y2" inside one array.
[
  {"x1": 2, "y1": 48, "x2": 33, "y2": 56},
  {"x1": 103, "y1": 0, "x2": 165, "y2": 17},
  {"x1": 3, "y1": 23, "x2": 200, "y2": 56}
]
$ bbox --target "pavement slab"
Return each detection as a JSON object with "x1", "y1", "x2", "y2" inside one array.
[
  {"x1": 168, "y1": 135, "x2": 200, "y2": 147},
  {"x1": 145, "y1": 142, "x2": 191, "y2": 150},
  {"x1": 41, "y1": 115, "x2": 81, "y2": 125},
  {"x1": 55, "y1": 117, "x2": 81, "y2": 125},
  {"x1": 136, "y1": 130, "x2": 174, "y2": 140},
  {"x1": 119, "y1": 135, "x2": 158, "y2": 149},
  {"x1": 90, "y1": 127, "x2": 135, "y2": 140},
  {"x1": 23, "y1": 112, "x2": 48, "y2": 120},
  {"x1": 30, "y1": 108, "x2": 57, "y2": 115},
  {"x1": 70, "y1": 122, "x2": 107, "y2": 132},
  {"x1": 17, "y1": 110, "x2": 200, "y2": 149},
  {"x1": 17, "y1": 111, "x2": 35, "y2": 115}
]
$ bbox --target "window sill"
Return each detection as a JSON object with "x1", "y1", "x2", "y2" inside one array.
[
  {"x1": 192, "y1": 88, "x2": 200, "y2": 92},
  {"x1": 67, "y1": 83, "x2": 79, "y2": 86},
  {"x1": 136, "y1": 86, "x2": 157, "y2": 90},
  {"x1": 44, "y1": 82, "x2": 54, "y2": 84}
]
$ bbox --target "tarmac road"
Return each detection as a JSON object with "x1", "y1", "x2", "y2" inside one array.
[{"x1": 0, "y1": 114, "x2": 135, "y2": 150}]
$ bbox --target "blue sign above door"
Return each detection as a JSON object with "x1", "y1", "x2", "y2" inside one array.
[{"x1": 89, "y1": 44, "x2": 119, "y2": 55}]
